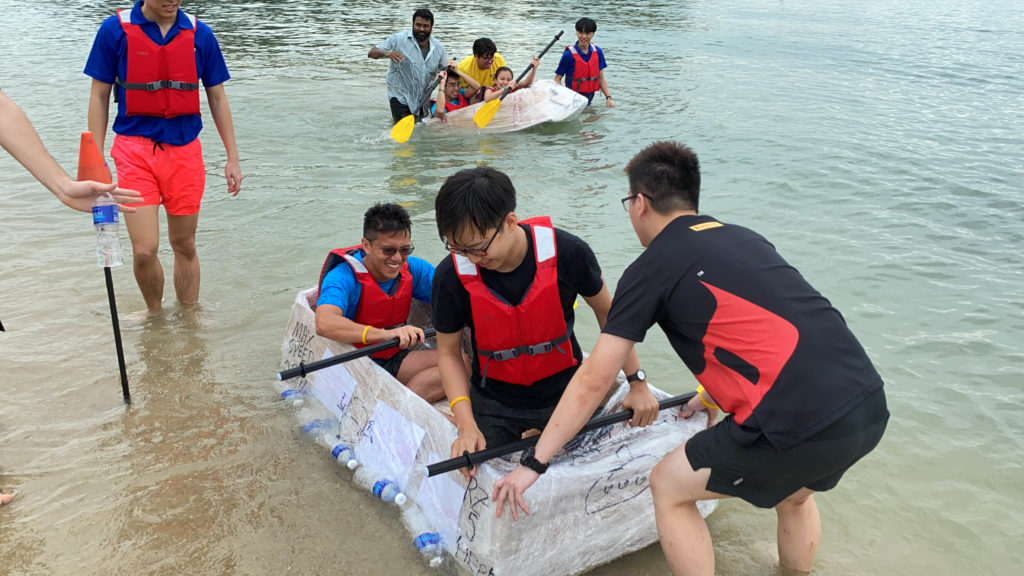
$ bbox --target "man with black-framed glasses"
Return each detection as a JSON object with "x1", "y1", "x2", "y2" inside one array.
[
  {"x1": 313, "y1": 202, "x2": 444, "y2": 402},
  {"x1": 431, "y1": 167, "x2": 659, "y2": 479},
  {"x1": 493, "y1": 142, "x2": 888, "y2": 576}
]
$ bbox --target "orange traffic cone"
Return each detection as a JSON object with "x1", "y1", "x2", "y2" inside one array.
[{"x1": 77, "y1": 131, "x2": 112, "y2": 184}]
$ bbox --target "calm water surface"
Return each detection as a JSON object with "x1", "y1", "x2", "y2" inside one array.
[{"x1": 2, "y1": 0, "x2": 1022, "y2": 574}]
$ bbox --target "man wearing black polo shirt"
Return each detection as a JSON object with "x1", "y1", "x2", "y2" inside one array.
[
  {"x1": 493, "y1": 142, "x2": 889, "y2": 575},
  {"x1": 432, "y1": 166, "x2": 659, "y2": 479}
]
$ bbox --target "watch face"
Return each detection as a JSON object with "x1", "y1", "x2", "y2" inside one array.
[{"x1": 636, "y1": 369, "x2": 646, "y2": 381}]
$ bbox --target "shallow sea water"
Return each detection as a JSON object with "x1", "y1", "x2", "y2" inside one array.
[{"x1": 2, "y1": 0, "x2": 1023, "y2": 574}]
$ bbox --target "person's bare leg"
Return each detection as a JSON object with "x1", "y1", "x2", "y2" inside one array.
[
  {"x1": 775, "y1": 488, "x2": 820, "y2": 573},
  {"x1": 649, "y1": 442, "x2": 727, "y2": 576},
  {"x1": 123, "y1": 206, "x2": 163, "y2": 311},
  {"x1": 0, "y1": 492, "x2": 12, "y2": 506},
  {"x1": 395, "y1": 349, "x2": 443, "y2": 403},
  {"x1": 167, "y1": 213, "x2": 200, "y2": 307}
]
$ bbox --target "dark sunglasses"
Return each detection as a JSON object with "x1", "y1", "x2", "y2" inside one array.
[{"x1": 371, "y1": 241, "x2": 414, "y2": 257}]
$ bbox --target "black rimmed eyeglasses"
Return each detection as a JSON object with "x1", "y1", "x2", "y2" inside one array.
[
  {"x1": 620, "y1": 193, "x2": 650, "y2": 212},
  {"x1": 444, "y1": 225, "x2": 501, "y2": 257}
]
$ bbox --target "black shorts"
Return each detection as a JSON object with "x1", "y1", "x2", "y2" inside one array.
[
  {"x1": 388, "y1": 97, "x2": 422, "y2": 123},
  {"x1": 373, "y1": 349, "x2": 411, "y2": 378},
  {"x1": 685, "y1": 387, "x2": 889, "y2": 509},
  {"x1": 469, "y1": 386, "x2": 558, "y2": 447}
]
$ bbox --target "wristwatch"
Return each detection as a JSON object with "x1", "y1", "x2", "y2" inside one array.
[
  {"x1": 626, "y1": 369, "x2": 647, "y2": 383},
  {"x1": 519, "y1": 452, "x2": 549, "y2": 475}
]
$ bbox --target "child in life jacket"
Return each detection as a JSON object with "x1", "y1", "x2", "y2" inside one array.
[
  {"x1": 482, "y1": 58, "x2": 541, "y2": 102},
  {"x1": 431, "y1": 66, "x2": 482, "y2": 118}
]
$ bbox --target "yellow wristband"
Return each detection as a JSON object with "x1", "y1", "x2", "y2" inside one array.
[
  {"x1": 449, "y1": 396, "x2": 471, "y2": 410},
  {"x1": 696, "y1": 385, "x2": 720, "y2": 410},
  {"x1": 361, "y1": 325, "x2": 372, "y2": 345}
]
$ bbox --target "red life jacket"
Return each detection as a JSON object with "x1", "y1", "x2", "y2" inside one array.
[
  {"x1": 454, "y1": 216, "x2": 577, "y2": 386},
  {"x1": 445, "y1": 93, "x2": 471, "y2": 112},
  {"x1": 115, "y1": 9, "x2": 201, "y2": 118},
  {"x1": 567, "y1": 44, "x2": 601, "y2": 94},
  {"x1": 317, "y1": 246, "x2": 413, "y2": 360}
]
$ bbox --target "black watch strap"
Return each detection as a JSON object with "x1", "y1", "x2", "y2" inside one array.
[{"x1": 520, "y1": 452, "x2": 549, "y2": 475}]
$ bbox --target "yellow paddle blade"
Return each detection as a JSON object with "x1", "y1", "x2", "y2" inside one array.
[
  {"x1": 390, "y1": 114, "x2": 416, "y2": 143},
  {"x1": 473, "y1": 98, "x2": 502, "y2": 129}
]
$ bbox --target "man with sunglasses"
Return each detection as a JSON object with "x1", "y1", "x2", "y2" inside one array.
[
  {"x1": 314, "y1": 203, "x2": 443, "y2": 402},
  {"x1": 431, "y1": 167, "x2": 659, "y2": 479}
]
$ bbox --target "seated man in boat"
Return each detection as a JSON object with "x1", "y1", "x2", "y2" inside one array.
[
  {"x1": 430, "y1": 66, "x2": 481, "y2": 119},
  {"x1": 493, "y1": 142, "x2": 888, "y2": 576},
  {"x1": 315, "y1": 203, "x2": 444, "y2": 403},
  {"x1": 431, "y1": 167, "x2": 659, "y2": 478},
  {"x1": 457, "y1": 38, "x2": 505, "y2": 101},
  {"x1": 481, "y1": 60, "x2": 540, "y2": 102}
]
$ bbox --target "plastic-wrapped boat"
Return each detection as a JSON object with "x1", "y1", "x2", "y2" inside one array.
[
  {"x1": 279, "y1": 288, "x2": 717, "y2": 576},
  {"x1": 424, "y1": 79, "x2": 589, "y2": 133}
]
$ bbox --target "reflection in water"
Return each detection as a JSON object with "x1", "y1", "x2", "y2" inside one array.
[{"x1": 95, "y1": 311, "x2": 246, "y2": 572}]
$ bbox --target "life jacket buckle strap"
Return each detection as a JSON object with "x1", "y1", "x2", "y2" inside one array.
[
  {"x1": 167, "y1": 80, "x2": 200, "y2": 91},
  {"x1": 526, "y1": 343, "x2": 554, "y2": 355},
  {"x1": 489, "y1": 348, "x2": 521, "y2": 362}
]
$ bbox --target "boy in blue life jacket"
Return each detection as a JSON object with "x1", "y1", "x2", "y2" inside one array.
[{"x1": 554, "y1": 17, "x2": 615, "y2": 107}]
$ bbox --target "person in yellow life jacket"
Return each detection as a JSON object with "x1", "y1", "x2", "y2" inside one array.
[
  {"x1": 314, "y1": 203, "x2": 445, "y2": 403},
  {"x1": 554, "y1": 17, "x2": 615, "y2": 107},
  {"x1": 84, "y1": 0, "x2": 242, "y2": 314},
  {"x1": 431, "y1": 167, "x2": 659, "y2": 479}
]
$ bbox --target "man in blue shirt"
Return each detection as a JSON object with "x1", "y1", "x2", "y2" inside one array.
[
  {"x1": 554, "y1": 17, "x2": 615, "y2": 108},
  {"x1": 315, "y1": 203, "x2": 445, "y2": 403},
  {"x1": 368, "y1": 9, "x2": 448, "y2": 123},
  {"x1": 84, "y1": 0, "x2": 242, "y2": 313}
]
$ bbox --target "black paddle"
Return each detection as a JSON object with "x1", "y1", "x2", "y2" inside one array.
[
  {"x1": 277, "y1": 327, "x2": 437, "y2": 381},
  {"x1": 426, "y1": 391, "x2": 697, "y2": 477}
]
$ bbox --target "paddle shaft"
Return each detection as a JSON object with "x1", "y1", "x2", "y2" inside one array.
[
  {"x1": 497, "y1": 30, "x2": 564, "y2": 103},
  {"x1": 104, "y1": 266, "x2": 130, "y2": 404},
  {"x1": 426, "y1": 391, "x2": 697, "y2": 477},
  {"x1": 278, "y1": 327, "x2": 437, "y2": 381},
  {"x1": 416, "y1": 75, "x2": 443, "y2": 118}
]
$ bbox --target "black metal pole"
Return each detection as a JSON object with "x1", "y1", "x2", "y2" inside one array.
[
  {"x1": 278, "y1": 327, "x2": 437, "y2": 381},
  {"x1": 104, "y1": 266, "x2": 130, "y2": 404},
  {"x1": 426, "y1": 391, "x2": 697, "y2": 477}
]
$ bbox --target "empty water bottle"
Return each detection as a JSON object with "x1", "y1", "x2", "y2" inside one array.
[
  {"x1": 414, "y1": 532, "x2": 444, "y2": 567},
  {"x1": 297, "y1": 407, "x2": 335, "y2": 437},
  {"x1": 405, "y1": 505, "x2": 444, "y2": 567},
  {"x1": 280, "y1": 388, "x2": 306, "y2": 407},
  {"x1": 330, "y1": 442, "x2": 359, "y2": 470},
  {"x1": 372, "y1": 479, "x2": 407, "y2": 506},
  {"x1": 93, "y1": 194, "x2": 123, "y2": 267}
]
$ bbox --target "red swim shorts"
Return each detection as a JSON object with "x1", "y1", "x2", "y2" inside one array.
[{"x1": 111, "y1": 134, "x2": 206, "y2": 216}]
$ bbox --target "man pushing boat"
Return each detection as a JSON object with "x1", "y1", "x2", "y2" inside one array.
[
  {"x1": 314, "y1": 203, "x2": 445, "y2": 403},
  {"x1": 431, "y1": 167, "x2": 660, "y2": 479},
  {"x1": 492, "y1": 142, "x2": 889, "y2": 576}
]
